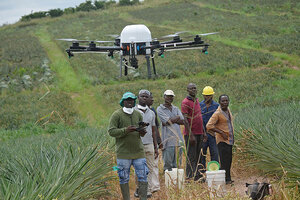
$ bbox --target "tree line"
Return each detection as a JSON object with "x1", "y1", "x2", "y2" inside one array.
[{"x1": 20, "y1": 0, "x2": 140, "y2": 22}]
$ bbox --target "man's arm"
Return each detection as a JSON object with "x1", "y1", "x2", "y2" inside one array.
[
  {"x1": 108, "y1": 112, "x2": 131, "y2": 138},
  {"x1": 206, "y1": 112, "x2": 228, "y2": 140},
  {"x1": 152, "y1": 126, "x2": 159, "y2": 158},
  {"x1": 182, "y1": 113, "x2": 196, "y2": 146},
  {"x1": 157, "y1": 107, "x2": 170, "y2": 126}
]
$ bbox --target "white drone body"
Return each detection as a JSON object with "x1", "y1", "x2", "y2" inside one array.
[
  {"x1": 120, "y1": 24, "x2": 152, "y2": 56},
  {"x1": 120, "y1": 24, "x2": 152, "y2": 43}
]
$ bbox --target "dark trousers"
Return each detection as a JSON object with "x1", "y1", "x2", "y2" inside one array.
[
  {"x1": 217, "y1": 142, "x2": 233, "y2": 182},
  {"x1": 184, "y1": 135, "x2": 203, "y2": 181},
  {"x1": 200, "y1": 133, "x2": 219, "y2": 170}
]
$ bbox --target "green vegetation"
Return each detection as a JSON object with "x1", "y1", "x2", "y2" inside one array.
[
  {"x1": 0, "y1": 0, "x2": 299, "y2": 198},
  {"x1": 0, "y1": 128, "x2": 114, "y2": 199},
  {"x1": 0, "y1": 90, "x2": 78, "y2": 129},
  {"x1": 19, "y1": 0, "x2": 141, "y2": 22},
  {"x1": 236, "y1": 103, "x2": 300, "y2": 185}
]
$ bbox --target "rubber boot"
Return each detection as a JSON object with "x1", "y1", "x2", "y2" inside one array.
[
  {"x1": 120, "y1": 183, "x2": 130, "y2": 200},
  {"x1": 138, "y1": 181, "x2": 148, "y2": 200}
]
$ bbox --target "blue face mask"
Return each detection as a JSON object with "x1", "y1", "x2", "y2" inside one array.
[{"x1": 123, "y1": 107, "x2": 134, "y2": 114}]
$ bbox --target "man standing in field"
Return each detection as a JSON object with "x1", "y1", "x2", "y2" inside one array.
[
  {"x1": 206, "y1": 94, "x2": 234, "y2": 184},
  {"x1": 199, "y1": 86, "x2": 219, "y2": 171},
  {"x1": 157, "y1": 90, "x2": 186, "y2": 171},
  {"x1": 181, "y1": 83, "x2": 207, "y2": 181},
  {"x1": 108, "y1": 92, "x2": 148, "y2": 200},
  {"x1": 134, "y1": 90, "x2": 158, "y2": 198},
  {"x1": 146, "y1": 92, "x2": 162, "y2": 193}
]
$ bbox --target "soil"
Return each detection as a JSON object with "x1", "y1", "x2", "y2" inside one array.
[{"x1": 99, "y1": 151, "x2": 272, "y2": 200}]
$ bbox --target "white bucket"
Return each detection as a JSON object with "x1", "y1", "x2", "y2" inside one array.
[
  {"x1": 206, "y1": 170, "x2": 226, "y2": 197},
  {"x1": 165, "y1": 168, "x2": 184, "y2": 189}
]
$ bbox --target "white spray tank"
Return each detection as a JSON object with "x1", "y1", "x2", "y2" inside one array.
[{"x1": 165, "y1": 168, "x2": 184, "y2": 189}]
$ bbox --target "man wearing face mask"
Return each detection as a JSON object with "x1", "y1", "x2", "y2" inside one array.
[
  {"x1": 134, "y1": 90, "x2": 158, "y2": 198},
  {"x1": 199, "y1": 86, "x2": 219, "y2": 172},
  {"x1": 108, "y1": 92, "x2": 148, "y2": 200}
]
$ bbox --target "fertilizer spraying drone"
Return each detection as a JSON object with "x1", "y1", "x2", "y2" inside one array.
[{"x1": 58, "y1": 24, "x2": 217, "y2": 78}]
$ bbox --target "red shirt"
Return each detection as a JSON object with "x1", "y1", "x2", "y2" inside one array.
[{"x1": 181, "y1": 96, "x2": 204, "y2": 135}]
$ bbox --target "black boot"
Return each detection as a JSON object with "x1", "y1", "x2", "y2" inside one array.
[
  {"x1": 138, "y1": 181, "x2": 148, "y2": 200},
  {"x1": 120, "y1": 183, "x2": 130, "y2": 200}
]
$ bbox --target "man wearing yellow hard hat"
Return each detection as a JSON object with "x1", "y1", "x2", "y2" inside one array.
[{"x1": 199, "y1": 86, "x2": 219, "y2": 172}]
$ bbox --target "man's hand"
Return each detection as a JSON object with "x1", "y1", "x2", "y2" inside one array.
[
  {"x1": 203, "y1": 133, "x2": 208, "y2": 143},
  {"x1": 154, "y1": 148, "x2": 159, "y2": 159},
  {"x1": 221, "y1": 131, "x2": 228, "y2": 140},
  {"x1": 158, "y1": 143, "x2": 163, "y2": 149},
  {"x1": 189, "y1": 134, "x2": 196, "y2": 146},
  {"x1": 126, "y1": 125, "x2": 137, "y2": 133},
  {"x1": 138, "y1": 128, "x2": 147, "y2": 137},
  {"x1": 170, "y1": 115, "x2": 180, "y2": 124}
]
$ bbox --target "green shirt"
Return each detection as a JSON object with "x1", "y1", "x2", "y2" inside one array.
[{"x1": 108, "y1": 108, "x2": 145, "y2": 159}]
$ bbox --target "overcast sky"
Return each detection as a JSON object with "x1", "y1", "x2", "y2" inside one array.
[{"x1": 0, "y1": 0, "x2": 86, "y2": 25}]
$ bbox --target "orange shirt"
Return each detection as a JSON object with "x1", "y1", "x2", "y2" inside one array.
[{"x1": 206, "y1": 106, "x2": 234, "y2": 145}]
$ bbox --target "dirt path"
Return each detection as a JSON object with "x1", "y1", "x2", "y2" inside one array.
[
  {"x1": 35, "y1": 27, "x2": 109, "y2": 126},
  {"x1": 99, "y1": 152, "x2": 270, "y2": 200}
]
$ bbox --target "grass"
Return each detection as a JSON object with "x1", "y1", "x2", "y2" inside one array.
[
  {"x1": 97, "y1": 66, "x2": 294, "y2": 113},
  {"x1": 0, "y1": 89, "x2": 78, "y2": 130},
  {"x1": 235, "y1": 102, "x2": 300, "y2": 185},
  {"x1": 0, "y1": 128, "x2": 114, "y2": 200},
  {"x1": 35, "y1": 27, "x2": 83, "y2": 92}
]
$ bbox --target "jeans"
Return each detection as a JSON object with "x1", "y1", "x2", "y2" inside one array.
[
  {"x1": 117, "y1": 158, "x2": 148, "y2": 184},
  {"x1": 135, "y1": 144, "x2": 157, "y2": 193},
  {"x1": 162, "y1": 146, "x2": 182, "y2": 171},
  {"x1": 200, "y1": 134, "x2": 219, "y2": 170}
]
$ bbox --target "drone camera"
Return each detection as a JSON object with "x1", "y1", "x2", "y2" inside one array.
[{"x1": 130, "y1": 57, "x2": 138, "y2": 69}]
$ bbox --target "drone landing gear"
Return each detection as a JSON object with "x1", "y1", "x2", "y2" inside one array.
[
  {"x1": 120, "y1": 56, "x2": 129, "y2": 77},
  {"x1": 145, "y1": 55, "x2": 157, "y2": 79},
  {"x1": 151, "y1": 56, "x2": 157, "y2": 76},
  {"x1": 146, "y1": 55, "x2": 151, "y2": 79},
  {"x1": 119, "y1": 56, "x2": 157, "y2": 79}
]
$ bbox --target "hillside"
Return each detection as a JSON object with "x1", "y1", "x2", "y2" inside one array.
[{"x1": 0, "y1": 0, "x2": 299, "y2": 199}]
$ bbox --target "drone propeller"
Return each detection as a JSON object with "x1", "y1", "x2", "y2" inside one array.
[
  {"x1": 106, "y1": 34, "x2": 120, "y2": 39},
  {"x1": 182, "y1": 32, "x2": 219, "y2": 39},
  {"x1": 196, "y1": 32, "x2": 219, "y2": 36},
  {"x1": 94, "y1": 40, "x2": 114, "y2": 43},
  {"x1": 57, "y1": 38, "x2": 114, "y2": 43},
  {"x1": 160, "y1": 31, "x2": 189, "y2": 39},
  {"x1": 56, "y1": 38, "x2": 81, "y2": 42}
]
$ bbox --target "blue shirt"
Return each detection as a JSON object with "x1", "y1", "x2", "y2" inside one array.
[{"x1": 200, "y1": 100, "x2": 219, "y2": 131}]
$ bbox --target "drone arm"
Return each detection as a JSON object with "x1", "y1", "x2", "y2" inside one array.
[{"x1": 66, "y1": 45, "x2": 122, "y2": 58}]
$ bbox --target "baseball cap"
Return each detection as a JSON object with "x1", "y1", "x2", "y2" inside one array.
[{"x1": 164, "y1": 90, "x2": 175, "y2": 96}]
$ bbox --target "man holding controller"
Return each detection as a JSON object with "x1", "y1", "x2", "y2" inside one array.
[{"x1": 108, "y1": 92, "x2": 149, "y2": 200}]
